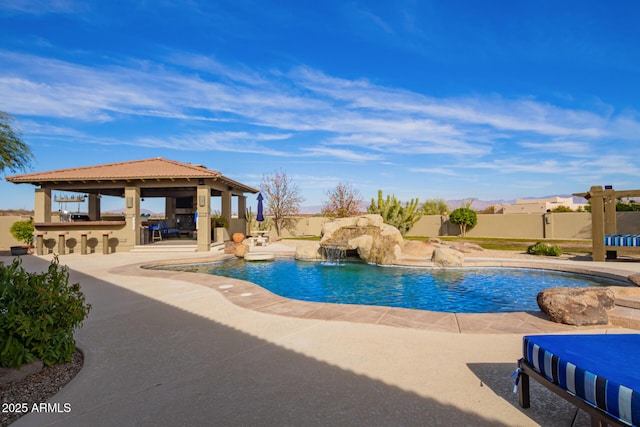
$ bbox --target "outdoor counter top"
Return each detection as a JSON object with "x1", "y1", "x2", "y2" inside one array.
[{"x1": 34, "y1": 221, "x2": 126, "y2": 227}]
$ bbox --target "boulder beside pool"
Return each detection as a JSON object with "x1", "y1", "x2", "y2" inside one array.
[{"x1": 537, "y1": 287, "x2": 615, "y2": 325}]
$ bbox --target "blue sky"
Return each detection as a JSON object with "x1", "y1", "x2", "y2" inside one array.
[{"x1": 1, "y1": 0, "x2": 639, "y2": 213}]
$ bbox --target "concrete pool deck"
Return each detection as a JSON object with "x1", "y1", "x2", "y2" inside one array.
[{"x1": 6, "y1": 246, "x2": 640, "y2": 426}]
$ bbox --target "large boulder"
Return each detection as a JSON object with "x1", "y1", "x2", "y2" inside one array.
[
  {"x1": 431, "y1": 247, "x2": 464, "y2": 267},
  {"x1": 402, "y1": 240, "x2": 436, "y2": 258},
  {"x1": 319, "y1": 214, "x2": 403, "y2": 265},
  {"x1": 234, "y1": 244, "x2": 249, "y2": 258},
  {"x1": 295, "y1": 242, "x2": 322, "y2": 261},
  {"x1": 225, "y1": 241, "x2": 249, "y2": 257},
  {"x1": 628, "y1": 273, "x2": 640, "y2": 286},
  {"x1": 537, "y1": 287, "x2": 615, "y2": 326}
]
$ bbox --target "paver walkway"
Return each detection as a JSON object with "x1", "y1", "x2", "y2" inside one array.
[{"x1": 5, "y1": 249, "x2": 640, "y2": 426}]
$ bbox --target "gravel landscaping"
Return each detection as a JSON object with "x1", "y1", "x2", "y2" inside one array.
[{"x1": 0, "y1": 351, "x2": 83, "y2": 427}]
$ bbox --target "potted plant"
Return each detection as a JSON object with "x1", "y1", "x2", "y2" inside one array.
[
  {"x1": 211, "y1": 213, "x2": 229, "y2": 242},
  {"x1": 10, "y1": 218, "x2": 34, "y2": 255}
]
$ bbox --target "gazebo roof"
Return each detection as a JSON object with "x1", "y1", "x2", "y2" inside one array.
[{"x1": 5, "y1": 157, "x2": 259, "y2": 194}]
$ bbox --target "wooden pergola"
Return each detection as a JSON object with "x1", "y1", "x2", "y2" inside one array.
[
  {"x1": 575, "y1": 185, "x2": 640, "y2": 262},
  {"x1": 6, "y1": 158, "x2": 259, "y2": 254}
]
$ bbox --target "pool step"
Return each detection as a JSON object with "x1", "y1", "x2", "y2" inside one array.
[
  {"x1": 131, "y1": 244, "x2": 197, "y2": 253},
  {"x1": 609, "y1": 297, "x2": 640, "y2": 330},
  {"x1": 615, "y1": 295, "x2": 640, "y2": 310}
]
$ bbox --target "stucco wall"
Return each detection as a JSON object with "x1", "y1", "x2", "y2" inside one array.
[
  {"x1": 3, "y1": 211, "x2": 640, "y2": 251},
  {"x1": 0, "y1": 216, "x2": 29, "y2": 249},
  {"x1": 272, "y1": 212, "x2": 640, "y2": 240}
]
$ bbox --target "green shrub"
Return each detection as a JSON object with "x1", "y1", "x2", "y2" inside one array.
[
  {"x1": 448, "y1": 207, "x2": 478, "y2": 236},
  {"x1": 9, "y1": 218, "x2": 34, "y2": 246},
  {"x1": 211, "y1": 213, "x2": 228, "y2": 228},
  {"x1": 0, "y1": 256, "x2": 91, "y2": 368},
  {"x1": 526, "y1": 242, "x2": 563, "y2": 257}
]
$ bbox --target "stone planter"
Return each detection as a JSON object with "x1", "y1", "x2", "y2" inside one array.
[{"x1": 10, "y1": 246, "x2": 29, "y2": 256}]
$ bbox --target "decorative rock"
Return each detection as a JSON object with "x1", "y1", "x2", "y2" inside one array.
[
  {"x1": 295, "y1": 243, "x2": 323, "y2": 260},
  {"x1": 0, "y1": 359, "x2": 43, "y2": 385},
  {"x1": 629, "y1": 273, "x2": 640, "y2": 286},
  {"x1": 427, "y1": 237, "x2": 442, "y2": 245},
  {"x1": 402, "y1": 240, "x2": 435, "y2": 258},
  {"x1": 448, "y1": 242, "x2": 484, "y2": 254},
  {"x1": 537, "y1": 287, "x2": 615, "y2": 326},
  {"x1": 319, "y1": 214, "x2": 403, "y2": 265},
  {"x1": 431, "y1": 247, "x2": 464, "y2": 267},
  {"x1": 232, "y1": 232, "x2": 245, "y2": 243},
  {"x1": 223, "y1": 241, "x2": 236, "y2": 254},
  {"x1": 234, "y1": 244, "x2": 249, "y2": 258}
]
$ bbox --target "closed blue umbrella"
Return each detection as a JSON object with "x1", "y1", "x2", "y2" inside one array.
[{"x1": 257, "y1": 193, "x2": 264, "y2": 222}]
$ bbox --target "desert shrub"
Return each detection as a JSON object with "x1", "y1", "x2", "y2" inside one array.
[
  {"x1": 9, "y1": 218, "x2": 34, "y2": 246},
  {"x1": 526, "y1": 242, "x2": 562, "y2": 257},
  {"x1": 551, "y1": 205, "x2": 574, "y2": 212},
  {"x1": 367, "y1": 189, "x2": 422, "y2": 235},
  {"x1": 0, "y1": 256, "x2": 91, "y2": 368},
  {"x1": 210, "y1": 213, "x2": 228, "y2": 228},
  {"x1": 448, "y1": 207, "x2": 478, "y2": 236}
]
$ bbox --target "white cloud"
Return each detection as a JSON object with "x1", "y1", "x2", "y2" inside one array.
[{"x1": 1, "y1": 49, "x2": 639, "y2": 170}]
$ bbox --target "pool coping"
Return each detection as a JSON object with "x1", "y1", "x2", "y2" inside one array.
[{"x1": 112, "y1": 254, "x2": 639, "y2": 335}]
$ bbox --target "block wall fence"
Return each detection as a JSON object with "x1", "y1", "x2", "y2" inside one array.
[{"x1": 2, "y1": 212, "x2": 640, "y2": 251}]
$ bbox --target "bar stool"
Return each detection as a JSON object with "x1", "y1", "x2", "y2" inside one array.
[{"x1": 149, "y1": 223, "x2": 162, "y2": 241}]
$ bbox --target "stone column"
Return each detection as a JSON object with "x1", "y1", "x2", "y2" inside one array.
[
  {"x1": 196, "y1": 185, "x2": 211, "y2": 252},
  {"x1": 238, "y1": 195, "x2": 247, "y2": 235},
  {"x1": 88, "y1": 194, "x2": 101, "y2": 221},
  {"x1": 124, "y1": 186, "x2": 141, "y2": 247},
  {"x1": 34, "y1": 188, "x2": 52, "y2": 223},
  {"x1": 165, "y1": 197, "x2": 176, "y2": 227},
  {"x1": 221, "y1": 190, "x2": 232, "y2": 225}
]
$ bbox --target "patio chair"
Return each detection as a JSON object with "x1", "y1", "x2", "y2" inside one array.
[
  {"x1": 149, "y1": 223, "x2": 162, "y2": 241},
  {"x1": 159, "y1": 221, "x2": 180, "y2": 239},
  {"x1": 515, "y1": 334, "x2": 640, "y2": 426}
]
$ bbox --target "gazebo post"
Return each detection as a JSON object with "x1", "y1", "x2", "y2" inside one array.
[
  {"x1": 88, "y1": 193, "x2": 101, "y2": 221},
  {"x1": 589, "y1": 186, "x2": 605, "y2": 262},
  {"x1": 34, "y1": 188, "x2": 52, "y2": 223},
  {"x1": 124, "y1": 186, "x2": 141, "y2": 247},
  {"x1": 196, "y1": 184, "x2": 211, "y2": 252},
  {"x1": 221, "y1": 190, "x2": 232, "y2": 240}
]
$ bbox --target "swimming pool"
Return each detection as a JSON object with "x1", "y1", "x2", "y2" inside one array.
[{"x1": 162, "y1": 259, "x2": 626, "y2": 313}]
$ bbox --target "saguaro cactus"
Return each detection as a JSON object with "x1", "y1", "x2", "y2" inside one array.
[{"x1": 367, "y1": 189, "x2": 423, "y2": 235}]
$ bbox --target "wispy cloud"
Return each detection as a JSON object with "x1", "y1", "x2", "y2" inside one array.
[{"x1": 1, "y1": 48, "x2": 639, "y2": 171}]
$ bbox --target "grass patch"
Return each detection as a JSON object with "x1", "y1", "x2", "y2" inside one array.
[
  {"x1": 287, "y1": 235, "x2": 592, "y2": 253},
  {"x1": 404, "y1": 236, "x2": 592, "y2": 253}
]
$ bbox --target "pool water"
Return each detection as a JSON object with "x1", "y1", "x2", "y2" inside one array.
[{"x1": 167, "y1": 259, "x2": 624, "y2": 313}]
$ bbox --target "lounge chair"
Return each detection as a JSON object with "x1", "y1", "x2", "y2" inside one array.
[
  {"x1": 516, "y1": 334, "x2": 640, "y2": 426},
  {"x1": 605, "y1": 234, "x2": 640, "y2": 258}
]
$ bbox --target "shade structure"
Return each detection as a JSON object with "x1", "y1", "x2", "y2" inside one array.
[{"x1": 257, "y1": 193, "x2": 265, "y2": 222}]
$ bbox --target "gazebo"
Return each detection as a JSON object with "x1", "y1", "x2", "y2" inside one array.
[
  {"x1": 576, "y1": 185, "x2": 640, "y2": 262},
  {"x1": 5, "y1": 158, "x2": 259, "y2": 254}
]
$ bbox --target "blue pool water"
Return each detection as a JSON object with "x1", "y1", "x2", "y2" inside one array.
[{"x1": 165, "y1": 259, "x2": 624, "y2": 313}]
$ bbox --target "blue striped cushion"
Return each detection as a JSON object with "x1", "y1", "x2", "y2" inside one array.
[
  {"x1": 604, "y1": 234, "x2": 640, "y2": 247},
  {"x1": 523, "y1": 334, "x2": 640, "y2": 425}
]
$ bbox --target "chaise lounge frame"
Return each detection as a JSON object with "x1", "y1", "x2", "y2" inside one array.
[{"x1": 517, "y1": 358, "x2": 627, "y2": 427}]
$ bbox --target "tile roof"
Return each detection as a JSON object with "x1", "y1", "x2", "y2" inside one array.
[
  {"x1": 5, "y1": 158, "x2": 259, "y2": 193},
  {"x1": 6, "y1": 158, "x2": 221, "y2": 182}
]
